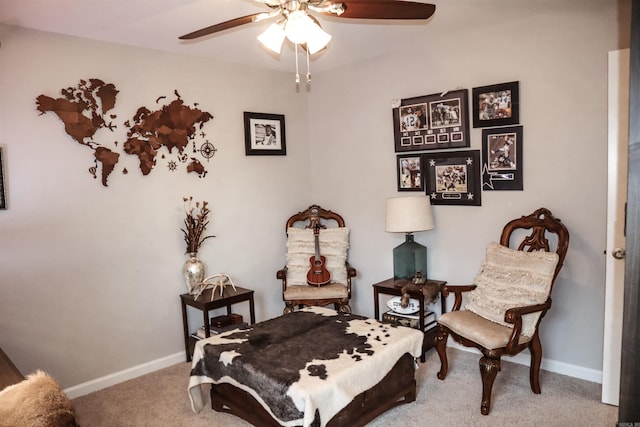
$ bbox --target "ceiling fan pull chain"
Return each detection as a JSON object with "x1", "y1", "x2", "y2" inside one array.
[
  {"x1": 306, "y1": 46, "x2": 311, "y2": 84},
  {"x1": 295, "y1": 43, "x2": 301, "y2": 84}
]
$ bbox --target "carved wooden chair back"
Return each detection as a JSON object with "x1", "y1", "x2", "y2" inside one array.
[
  {"x1": 285, "y1": 204, "x2": 346, "y2": 231},
  {"x1": 278, "y1": 205, "x2": 355, "y2": 315},
  {"x1": 500, "y1": 207, "x2": 570, "y2": 288}
]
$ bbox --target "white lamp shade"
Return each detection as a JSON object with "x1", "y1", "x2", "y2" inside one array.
[
  {"x1": 385, "y1": 196, "x2": 435, "y2": 233},
  {"x1": 257, "y1": 23, "x2": 286, "y2": 54}
]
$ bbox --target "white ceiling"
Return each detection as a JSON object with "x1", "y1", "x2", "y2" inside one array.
[{"x1": 0, "y1": 0, "x2": 444, "y2": 74}]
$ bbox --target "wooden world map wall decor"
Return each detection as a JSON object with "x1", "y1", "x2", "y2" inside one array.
[{"x1": 36, "y1": 78, "x2": 215, "y2": 187}]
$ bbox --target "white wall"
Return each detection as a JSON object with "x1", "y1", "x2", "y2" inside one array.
[
  {"x1": 307, "y1": 0, "x2": 627, "y2": 374},
  {"x1": 0, "y1": 0, "x2": 629, "y2": 392},
  {"x1": 0, "y1": 25, "x2": 311, "y2": 388}
]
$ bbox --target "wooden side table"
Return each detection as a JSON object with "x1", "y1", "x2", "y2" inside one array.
[
  {"x1": 180, "y1": 286, "x2": 256, "y2": 362},
  {"x1": 373, "y1": 277, "x2": 446, "y2": 362}
]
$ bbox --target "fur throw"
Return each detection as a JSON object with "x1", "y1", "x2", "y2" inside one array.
[
  {"x1": 0, "y1": 370, "x2": 76, "y2": 427},
  {"x1": 396, "y1": 276, "x2": 441, "y2": 308}
]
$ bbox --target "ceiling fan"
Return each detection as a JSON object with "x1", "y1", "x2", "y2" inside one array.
[{"x1": 179, "y1": 1, "x2": 436, "y2": 83}]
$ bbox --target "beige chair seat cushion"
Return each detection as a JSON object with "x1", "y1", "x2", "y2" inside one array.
[
  {"x1": 465, "y1": 242, "x2": 559, "y2": 337},
  {"x1": 283, "y1": 283, "x2": 348, "y2": 301},
  {"x1": 286, "y1": 227, "x2": 349, "y2": 286},
  {"x1": 438, "y1": 310, "x2": 532, "y2": 350}
]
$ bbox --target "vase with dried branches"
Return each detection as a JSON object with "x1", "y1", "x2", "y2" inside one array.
[{"x1": 181, "y1": 197, "x2": 215, "y2": 295}]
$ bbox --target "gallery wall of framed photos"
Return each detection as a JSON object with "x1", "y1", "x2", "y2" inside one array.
[{"x1": 392, "y1": 81, "x2": 522, "y2": 205}]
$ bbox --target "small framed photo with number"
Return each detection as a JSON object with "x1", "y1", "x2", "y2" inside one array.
[
  {"x1": 396, "y1": 154, "x2": 423, "y2": 191},
  {"x1": 244, "y1": 112, "x2": 286, "y2": 156}
]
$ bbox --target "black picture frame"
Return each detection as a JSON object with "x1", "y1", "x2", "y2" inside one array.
[
  {"x1": 244, "y1": 112, "x2": 286, "y2": 156},
  {"x1": 392, "y1": 89, "x2": 470, "y2": 152},
  {"x1": 482, "y1": 126, "x2": 523, "y2": 191},
  {"x1": 424, "y1": 150, "x2": 481, "y2": 206},
  {"x1": 472, "y1": 81, "x2": 519, "y2": 128},
  {"x1": 0, "y1": 147, "x2": 6, "y2": 209},
  {"x1": 396, "y1": 154, "x2": 424, "y2": 192}
]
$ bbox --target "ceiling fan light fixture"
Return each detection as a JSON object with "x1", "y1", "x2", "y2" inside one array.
[
  {"x1": 257, "y1": 22, "x2": 286, "y2": 54},
  {"x1": 283, "y1": 10, "x2": 331, "y2": 53},
  {"x1": 305, "y1": 23, "x2": 332, "y2": 54},
  {"x1": 284, "y1": 10, "x2": 314, "y2": 45}
]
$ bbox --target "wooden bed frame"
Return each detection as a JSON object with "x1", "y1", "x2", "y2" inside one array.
[{"x1": 209, "y1": 353, "x2": 417, "y2": 427}]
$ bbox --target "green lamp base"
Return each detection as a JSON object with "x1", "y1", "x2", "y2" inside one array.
[{"x1": 393, "y1": 233, "x2": 428, "y2": 281}]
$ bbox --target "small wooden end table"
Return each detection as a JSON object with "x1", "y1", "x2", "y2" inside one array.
[
  {"x1": 373, "y1": 277, "x2": 447, "y2": 362},
  {"x1": 180, "y1": 286, "x2": 255, "y2": 362}
]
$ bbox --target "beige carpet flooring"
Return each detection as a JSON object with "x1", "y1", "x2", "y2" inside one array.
[{"x1": 72, "y1": 347, "x2": 618, "y2": 426}]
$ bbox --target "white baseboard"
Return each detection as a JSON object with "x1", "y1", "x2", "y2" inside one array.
[
  {"x1": 64, "y1": 343, "x2": 603, "y2": 400},
  {"x1": 449, "y1": 342, "x2": 603, "y2": 383},
  {"x1": 64, "y1": 351, "x2": 185, "y2": 399}
]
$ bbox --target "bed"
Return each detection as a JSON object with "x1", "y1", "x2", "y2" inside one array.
[{"x1": 188, "y1": 306, "x2": 424, "y2": 427}]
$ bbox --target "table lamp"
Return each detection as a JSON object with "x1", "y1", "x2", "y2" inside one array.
[{"x1": 385, "y1": 196, "x2": 435, "y2": 280}]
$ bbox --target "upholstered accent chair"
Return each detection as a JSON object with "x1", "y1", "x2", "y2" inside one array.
[
  {"x1": 434, "y1": 208, "x2": 569, "y2": 415},
  {"x1": 0, "y1": 347, "x2": 78, "y2": 426},
  {"x1": 277, "y1": 205, "x2": 356, "y2": 315}
]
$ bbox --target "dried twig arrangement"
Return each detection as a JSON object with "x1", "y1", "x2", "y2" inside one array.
[{"x1": 181, "y1": 197, "x2": 215, "y2": 254}]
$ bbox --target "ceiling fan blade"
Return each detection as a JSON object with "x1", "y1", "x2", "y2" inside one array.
[
  {"x1": 326, "y1": 1, "x2": 435, "y2": 20},
  {"x1": 179, "y1": 13, "x2": 265, "y2": 40}
]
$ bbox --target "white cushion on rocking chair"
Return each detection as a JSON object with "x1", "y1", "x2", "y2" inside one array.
[{"x1": 285, "y1": 227, "x2": 350, "y2": 286}]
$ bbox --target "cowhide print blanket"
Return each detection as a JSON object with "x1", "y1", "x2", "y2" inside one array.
[{"x1": 188, "y1": 306, "x2": 423, "y2": 427}]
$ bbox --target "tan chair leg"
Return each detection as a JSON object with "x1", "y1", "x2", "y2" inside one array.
[
  {"x1": 529, "y1": 334, "x2": 542, "y2": 394},
  {"x1": 435, "y1": 327, "x2": 449, "y2": 380},
  {"x1": 479, "y1": 356, "x2": 501, "y2": 415}
]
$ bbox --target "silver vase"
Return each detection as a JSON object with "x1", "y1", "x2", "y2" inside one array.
[{"x1": 182, "y1": 252, "x2": 205, "y2": 295}]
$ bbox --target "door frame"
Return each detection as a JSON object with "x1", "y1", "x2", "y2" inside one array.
[{"x1": 602, "y1": 48, "x2": 629, "y2": 406}]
